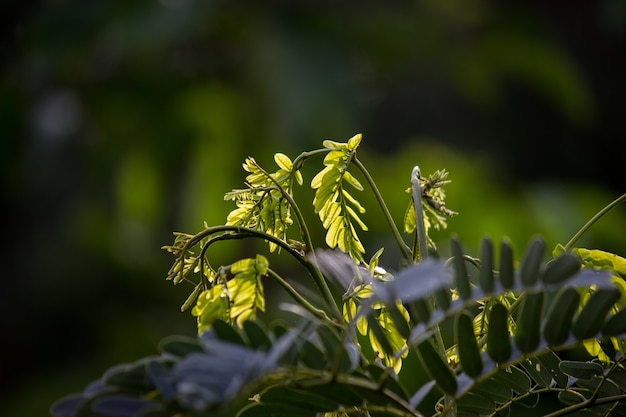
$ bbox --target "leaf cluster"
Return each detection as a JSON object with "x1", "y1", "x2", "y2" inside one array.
[
  {"x1": 311, "y1": 134, "x2": 368, "y2": 262},
  {"x1": 224, "y1": 154, "x2": 303, "y2": 252},
  {"x1": 52, "y1": 136, "x2": 626, "y2": 417}
]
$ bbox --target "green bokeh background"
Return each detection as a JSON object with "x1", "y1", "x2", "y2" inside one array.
[{"x1": 2, "y1": 1, "x2": 625, "y2": 415}]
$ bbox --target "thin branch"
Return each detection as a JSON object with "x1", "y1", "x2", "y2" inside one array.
[
  {"x1": 174, "y1": 225, "x2": 342, "y2": 321},
  {"x1": 266, "y1": 268, "x2": 335, "y2": 326},
  {"x1": 411, "y1": 166, "x2": 428, "y2": 262},
  {"x1": 564, "y1": 193, "x2": 626, "y2": 251},
  {"x1": 352, "y1": 157, "x2": 413, "y2": 262}
]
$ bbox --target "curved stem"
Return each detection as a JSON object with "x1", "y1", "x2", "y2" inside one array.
[
  {"x1": 411, "y1": 166, "x2": 428, "y2": 262},
  {"x1": 352, "y1": 157, "x2": 413, "y2": 262},
  {"x1": 290, "y1": 148, "x2": 329, "y2": 174},
  {"x1": 179, "y1": 225, "x2": 342, "y2": 321},
  {"x1": 266, "y1": 268, "x2": 335, "y2": 326},
  {"x1": 564, "y1": 193, "x2": 626, "y2": 252}
]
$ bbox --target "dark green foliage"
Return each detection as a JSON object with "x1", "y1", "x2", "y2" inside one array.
[
  {"x1": 520, "y1": 238, "x2": 547, "y2": 287},
  {"x1": 51, "y1": 140, "x2": 626, "y2": 417},
  {"x1": 499, "y1": 239, "x2": 515, "y2": 290},
  {"x1": 487, "y1": 303, "x2": 511, "y2": 364},
  {"x1": 417, "y1": 339, "x2": 459, "y2": 396},
  {"x1": 456, "y1": 312, "x2": 483, "y2": 378},
  {"x1": 479, "y1": 236, "x2": 495, "y2": 293},
  {"x1": 452, "y1": 238, "x2": 472, "y2": 300},
  {"x1": 515, "y1": 291, "x2": 545, "y2": 353},
  {"x1": 573, "y1": 288, "x2": 621, "y2": 340},
  {"x1": 543, "y1": 287, "x2": 581, "y2": 346}
]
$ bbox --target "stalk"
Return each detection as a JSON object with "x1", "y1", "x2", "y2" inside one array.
[
  {"x1": 564, "y1": 193, "x2": 626, "y2": 252},
  {"x1": 411, "y1": 166, "x2": 429, "y2": 262},
  {"x1": 352, "y1": 157, "x2": 413, "y2": 262}
]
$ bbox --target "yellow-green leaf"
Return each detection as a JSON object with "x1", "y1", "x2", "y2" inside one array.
[
  {"x1": 323, "y1": 149, "x2": 347, "y2": 165},
  {"x1": 311, "y1": 165, "x2": 335, "y2": 189},
  {"x1": 343, "y1": 171, "x2": 364, "y2": 191},
  {"x1": 346, "y1": 205, "x2": 368, "y2": 231},
  {"x1": 326, "y1": 216, "x2": 345, "y2": 248},
  {"x1": 294, "y1": 170, "x2": 303, "y2": 185},
  {"x1": 320, "y1": 202, "x2": 342, "y2": 228},
  {"x1": 574, "y1": 248, "x2": 626, "y2": 277},
  {"x1": 273, "y1": 153, "x2": 293, "y2": 171},
  {"x1": 322, "y1": 139, "x2": 345, "y2": 150},
  {"x1": 341, "y1": 189, "x2": 365, "y2": 213},
  {"x1": 314, "y1": 186, "x2": 339, "y2": 213},
  {"x1": 346, "y1": 133, "x2": 362, "y2": 150},
  {"x1": 193, "y1": 286, "x2": 229, "y2": 333}
]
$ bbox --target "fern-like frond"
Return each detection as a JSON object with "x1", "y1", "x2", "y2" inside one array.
[
  {"x1": 193, "y1": 255, "x2": 268, "y2": 332},
  {"x1": 404, "y1": 169, "x2": 457, "y2": 250},
  {"x1": 225, "y1": 154, "x2": 302, "y2": 252},
  {"x1": 311, "y1": 134, "x2": 368, "y2": 262}
]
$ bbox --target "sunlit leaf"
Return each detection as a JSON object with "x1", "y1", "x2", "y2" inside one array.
[
  {"x1": 343, "y1": 171, "x2": 364, "y2": 191},
  {"x1": 574, "y1": 248, "x2": 626, "y2": 277},
  {"x1": 274, "y1": 153, "x2": 293, "y2": 171}
]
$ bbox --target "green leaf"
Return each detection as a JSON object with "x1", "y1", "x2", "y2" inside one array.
[
  {"x1": 479, "y1": 236, "x2": 495, "y2": 293},
  {"x1": 367, "y1": 313, "x2": 395, "y2": 358},
  {"x1": 311, "y1": 136, "x2": 368, "y2": 262},
  {"x1": 487, "y1": 302, "x2": 511, "y2": 363},
  {"x1": 521, "y1": 351, "x2": 567, "y2": 388},
  {"x1": 573, "y1": 248, "x2": 626, "y2": 277},
  {"x1": 231, "y1": 258, "x2": 255, "y2": 274},
  {"x1": 345, "y1": 205, "x2": 368, "y2": 231},
  {"x1": 325, "y1": 216, "x2": 344, "y2": 248},
  {"x1": 559, "y1": 360, "x2": 604, "y2": 380},
  {"x1": 520, "y1": 237, "x2": 547, "y2": 287},
  {"x1": 347, "y1": 133, "x2": 362, "y2": 149},
  {"x1": 515, "y1": 292, "x2": 545, "y2": 353},
  {"x1": 543, "y1": 286, "x2": 580, "y2": 346},
  {"x1": 181, "y1": 282, "x2": 204, "y2": 312},
  {"x1": 322, "y1": 139, "x2": 345, "y2": 150},
  {"x1": 192, "y1": 257, "x2": 267, "y2": 332},
  {"x1": 492, "y1": 366, "x2": 531, "y2": 395},
  {"x1": 224, "y1": 155, "x2": 299, "y2": 253},
  {"x1": 192, "y1": 285, "x2": 229, "y2": 333},
  {"x1": 257, "y1": 386, "x2": 340, "y2": 413},
  {"x1": 227, "y1": 270, "x2": 265, "y2": 327},
  {"x1": 388, "y1": 304, "x2": 411, "y2": 340},
  {"x1": 102, "y1": 359, "x2": 152, "y2": 391},
  {"x1": 343, "y1": 171, "x2": 364, "y2": 191},
  {"x1": 410, "y1": 298, "x2": 432, "y2": 324},
  {"x1": 243, "y1": 320, "x2": 273, "y2": 351},
  {"x1": 299, "y1": 339, "x2": 328, "y2": 370},
  {"x1": 516, "y1": 392, "x2": 540, "y2": 408},
  {"x1": 311, "y1": 165, "x2": 337, "y2": 190},
  {"x1": 158, "y1": 335, "x2": 203, "y2": 357},
  {"x1": 403, "y1": 201, "x2": 416, "y2": 233},
  {"x1": 452, "y1": 238, "x2": 471, "y2": 300},
  {"x1": 365, "y1": 364, "x2": 409, "y2": 400},
  {"x1": 456, "y1": 312, "x2": 483, "y2": 378},
  {"x1": 471, "y1": 378, "x2": 513, "y2": 403},
  {"x1": 457, "y1": 392, "x2": 496, "y2": 414},
  {"x1": 368, "y1": 247, "x2": 385, "y2": 276},
  {"x1": 341, "y1": 189, "x2": 365, "y2": 213},
  {"x1": 212, "y1": 319, "x2": 246, "y2": 345},
  {"x1": 435, "y1": 287, "x2": 451, "y2": 310},
  {"x1": 541, "y1": 253, "x2": 581, "y2": 285},
  {"x1": 416, "y1": 339, "x2": 458, "y2": 396},
  {"x1": 274, "y1": 153, "x2": 293, "y2": 171},
  {"x1": 603, "y1": 308, "x2": 626, "y2": 336},
  {"x1": 572, "y1": 288, "x2": 621, "y2": 339}
]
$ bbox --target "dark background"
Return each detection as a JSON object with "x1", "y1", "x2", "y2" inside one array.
[{"x1": 2, "y1": 1, "x2": 625, "y2": 415}]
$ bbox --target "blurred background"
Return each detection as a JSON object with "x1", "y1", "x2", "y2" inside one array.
[{"x1": 1, "y1": 0, "x2": 625, "y2": 415}]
